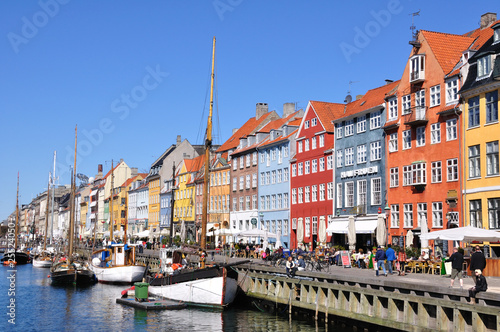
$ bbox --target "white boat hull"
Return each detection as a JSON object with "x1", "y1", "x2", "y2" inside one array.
[
  {"x1": 33, "y1": 259, "x2": 52, "y2": 268},
  {"x1": 148, "y1": 275, "x2": 238, "y2": 308},
  {"x1": 91, "y1": 264, "x2": 146, "y2": 283}
]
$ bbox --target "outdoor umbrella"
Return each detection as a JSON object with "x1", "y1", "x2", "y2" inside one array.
[
  {"x1": 419, "y1": 226, "x2": 500, "y2": 242},
  {"x1": 406, "y1": 230, "x2": 414, "y2": 248},
  {"x1": 297, "y1": 218, "x2": 304, "y2": 245},
  {"x1": 420, "y1": 222, "x2": 429, "y2": 249},
  {"x1": 318, "y1": 217, "x2": 327, "y2": 244},
  {"x1": 347, "y1": 216, "x2": 356, "y2": 252},
  {"x1": 376, "y1": 216, "x2": 386, "y2": 246},
  {"x1": 180, "y1": 220, "x2": 186, "y2": 242}
]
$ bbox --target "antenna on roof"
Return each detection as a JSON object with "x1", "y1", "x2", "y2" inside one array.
[
  {"x1": 409, "y1": 10, "x2": 421, "y2": 47},
  {"x1": 344, "y1": 81, "x2": 358, "y2": 103}
]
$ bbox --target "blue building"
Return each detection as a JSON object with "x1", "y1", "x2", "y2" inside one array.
[
  {"x1": 257, "y1": 109, "x2": 302, "y2": 249},
  {"x1": 330, "y1": 81, "x2": 399, "y2": 250}
]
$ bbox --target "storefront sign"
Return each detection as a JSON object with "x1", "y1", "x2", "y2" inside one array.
[{"x1": 341, "y1": 166, "x2": 378, "y2": 179}]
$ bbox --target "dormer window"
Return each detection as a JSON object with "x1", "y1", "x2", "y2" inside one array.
[
  {"x1": 410, "y1": 54, "x2": 425, "y2": 83},
  {"x1": 478, "y1": 55, "x2": 492, "y2": 79},
  {"x1": 304, "y1": 120, "x2": 310, "y2": 129},
  {"x1": 493, "y1": 23, "x2": 500, "y2": 44},
  {"x1": 311, "y1": 118, "x2": 317, "y2": 126}
]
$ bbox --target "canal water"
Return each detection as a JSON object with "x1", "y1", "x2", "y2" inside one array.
[{"x1": 1, "y1": 264, "x2": 358, "y2": 332}]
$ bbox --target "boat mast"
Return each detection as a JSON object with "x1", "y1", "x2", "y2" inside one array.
[
  {"x1": 50, "y1": 151, "x2": 56, "y2": 244},
  {"x1": 68, "y1": 125, "x2": 77, "y2": 262},
  {"x1": 200, "y1": 36, "x2": 215, "y2": 250},
  {"x1": 110, "y1": 159, "x2": 114, "y2": 243},
  {"x1": 14, "y1": 172, "x2": 19, "y2": 251},
  {"x1": 43, "y1": 173, "x2": 51, "y2": 252},
  {"x1": 169, "y1": 162, "x2": 175, "y2": 246}
]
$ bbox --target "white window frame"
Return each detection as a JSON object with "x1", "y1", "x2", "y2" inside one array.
[
  {"x1": 357, "y1": 115, "x2": 366, "y2": 133},
  {"x1": 487, "y1": 141, "x2": 499, "y2": 176},
  {"x1": 430, "y1": 84, "x2": 441, "y2": 107},
  {"x1": 446, "y1": 78, "x2": 458, "y2": 104},
  {"x1": 446, "y1": 119, "x2": 457, "y2": 141},
  {"x1": 416, "y1": 126, "x2": 425, "y2": 147},
  {"x1": 371, "y1": 177, "x2": 381, "y2": 205},
  {"x1": 389, "y1": 133, "x2": 398, "y2": 152},
  {"x1": 336, "y1": 183, "x2": 342, "y2": 208},
  {"x1": 432, "y1": 202, "x2": 443, "y2": 228},
  {"x1": 345, "y1": 182, "x2": 354, "y2": 207},
  {"x1": 388, "y1": 98, "x2": 398, "y2": 121},
  {"x1": 345, "y1": 120, "x2": 354, "y2": 136},
  {"x1": 430, "y1": 123, "x2": 441, "y2": 144},
  {"x1": 403, "y1": 130, "x2": 411, "y2": 150},
  {"x1": 447, "y1": 158, "x2": 458, "y2": 182},
  {"x1": 478, "y1": 55, "x2": 492, "y2": 78},
  {"x1": 357, "y1": 144, "x2": 367, "y2": 164},
  {"x1": 390, "y1": 167, "x2": 399, "y2": 187},
  {"x1": 345, "y1": 147, "x2": 354, "y2": 166},
  {"x1": 404, "y1": 203, "x2": 413, "y2": 228},
  {"x1": 402, "y1": 94, "x2": 411, "y2": 115},
  {"x1": 319, "y1": 134, "x2": 325, "y2": 147},
  {"x1": 370, "y1": 141, "x2": 381, "y2": 161},
  {"x1": 391, "y1": 204, "x2": 399, "y2": 228},
  {"x1": 337, "y1": 149, "x2": 343, "y2": 168},
  {"x1": 469, "y1": 145, "x2": 481, "y2": 179},
  {"x1": 431, "y1": 161, "x2": 442, "y2": 183}
]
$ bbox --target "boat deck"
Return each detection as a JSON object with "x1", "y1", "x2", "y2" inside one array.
[{"x1": 116, "y1": 297, "x2": 186, "y2": 310}]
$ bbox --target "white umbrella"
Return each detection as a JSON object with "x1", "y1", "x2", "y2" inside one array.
[
  {"x1": 406, "y1": 230, "x2": 414, "y2": 248},
  {"x1": 135, "y1": 230, "x2": 150, "y2": 238},
  {"x1": 420, "y1": 221, "x2": 429, "y2": 249},
  {"x1": 318, "y1": 217, "x2": 327, "y2": 243},
  {"x1": 376, "y1": 215, "x2": 386, "y2": 246},
  {"x1": 296, "y1": 218, "x2": 304, "y2": 244},
  {"x1": 237, "y1": 229, "x2": 278, "y2": 238},
  {"x1": 420, "y1": 226, "x2": 500, "y2": 242},
  {"x1": 180, "y1": 220, "x2": 186, "y2": 242},
  {"x1": 347, "y1": 216, "x2": 356, "y2": 252}
]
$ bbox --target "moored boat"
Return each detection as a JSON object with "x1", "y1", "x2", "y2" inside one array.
[{"x1": 90, "y1": 244, "x2": 146, "y2": 283}]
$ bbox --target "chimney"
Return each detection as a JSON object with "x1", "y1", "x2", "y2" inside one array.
[
  {"x1": 98, "y1": 164, "x2": 103, "y2": 173},
  {"x1": 283, "y1": 102, "x2": 295, "y2": 117},
  {"x1": 481, "y1": 13, "x2": 497, "y2": 29},
  {"x1": 385, "y1": 79, "x2": 394, "y2": 85},
  {"x1": 256, "y1": 102, "x2": 268, "y2": 119},
  {"x1": 232, "y1": 128, "x2": 238, "y2": 135},
  {"x1": 176, "y1": 135, "x2": 181, "y2": 146},
  {"x1": 131, "y1": 167, "x2": 138, "y2": 177},
  {"x1": 356, "y1": 95, "x2": 364, "y2": 100}
]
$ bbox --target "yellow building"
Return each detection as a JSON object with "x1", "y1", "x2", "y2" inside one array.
[
  {"x1": 460, "y1": 20, "x2": 500, "y2": 256},
  {"x1": 208, "y1": 154, "x2": 231, "y2": 230}
]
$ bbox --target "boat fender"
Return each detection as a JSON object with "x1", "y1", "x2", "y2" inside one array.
[{"x1": 172, "y1": 263, "x2": 181, "y2": 270}]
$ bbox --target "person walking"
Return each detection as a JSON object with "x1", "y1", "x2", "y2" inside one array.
[
  {"x1": 375, "y1": 246, "x2": 387, "y2": 277},
  {"x1": 446, "y1": 247, "x2": 464, "y2": 288},
  {"x1": 469, "y1": 269, "x2": 488, "y2": 304},
  {"x1": 385, "y1": 244, "x2": 396, "y2": 275},
  {"x1": 470, "y1": 246, "x2": 486, "y2": 283}
]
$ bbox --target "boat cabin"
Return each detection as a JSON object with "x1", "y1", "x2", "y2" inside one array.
[{"x1": 92, "y1": 244, "x2": 137, "y2": 267}]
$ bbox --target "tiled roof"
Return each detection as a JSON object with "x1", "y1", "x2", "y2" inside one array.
[
  {"x1": 216, "y1": 111, "x2": 278, "y2": 153},
  {"x1": 421, "y1": 30, "x2": 475, "y2": 75},
  {"x1": 183, "y1": 155, "x2": 205, "y2": 173},
  {"x1": 335, "y1": 80, "x2": 400, "y2": 122},
  {"x1": 462, "y1": 20, "x2": 499, "y2": 51},
  {"x1": 307, "y1": 101, "x2": 345, "y2": 133},
  {"x1": 120, "y1": 173, "x2": 147, "y2": 188}
]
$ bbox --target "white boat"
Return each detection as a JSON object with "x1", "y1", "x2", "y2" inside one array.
[
  {"x1": 33, "y1": 253, "x2": 52, "y2": 268},
  {"x1": 90, "y1": 244, "x2": 146, "y2": 283}
]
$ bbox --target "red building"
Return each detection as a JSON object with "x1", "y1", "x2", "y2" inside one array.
[{"x1": 290, "y1": 101, "x2": 344, "y2": 250}]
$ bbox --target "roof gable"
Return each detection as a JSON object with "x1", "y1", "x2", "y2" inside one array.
[{"x1": 297, "y1": 101, "x2": 344, "y2": 137}]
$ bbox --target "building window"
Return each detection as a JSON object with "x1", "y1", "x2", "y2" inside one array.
[
  {"x1": 252, "y1": 152, "x2": 257, "y2": 165},
  {"x1": 298, "y1": 187, "x2": 303, "y2": 203},
  {"x1": 233, "y1": 178, "x2": 237, "y2": 191},
  {"x1": 417, "y1": 203, "x2": 427, "y2": 228},
  {"x1": 370, "y1": 141, "x2": 381, "y2": 161},
  {"x1": 265, "y1": 172, "x2": 270, "y2": 185},
  {"x1": 447, "y1": 158, "x2": 458, "y2": 181},
  {"x1": 245, "y1": 175, "x2": 251, "y2": 189},
  {"x1": 357, "y1": 180, "x2": 367, "y2": 211},
  {"x1": 246, "y1": 154, "x2": 251, "y2": 167},
  {"x1": 388, "y1": 98, "x2": 398, "y2": 121},
  {"x1": 311, "y1": 137, "x2": 317, "y2": 150},
  {"x1": 488, "y1": 198, "x2": 500, "y2": 229},
  {"x1": 469, "y1": 145, "x2": 481, "y2": 178},
  {"x1": 478, "y1": 55, "x2": 492, "y2": 78},
  {"x1": 404, "y1": 204, "x2": 413, "y2": 228},
  {"x1": 328, "y1": 182, "x2": 334, "y2": 200},
  {"x1": 345, "y1": 120, "x2": 354, "y2": 136},
  {"x1": 283, "y1": 193, "x2": 288, "y2": 208},
  {"x1": 415, "y1": 90, "x2": 426, "y2": 117},
  {"x1": 431, "y1": 161, "x2": 442, "y2": 183},
  {"x1": 389, "y1": 133, "x2": 398, "y2": 152},
  {"x1": 271, "y1": 195, "x2": 276, "y2": 210},
  {"x1": 305, "y1": 160, "x2": 310, "y2": 174},
  {"x1": 390, "y1": 167, "x2": 399, "y2": 187},
  {"x1": 277, "y1": 169, "x2": 282, "y2": 183},
  {"x1": 271, "y1": 170, "x2": 276, "y2": 184},
  {"x1": 304, "y1": 139, "x2": 309, "y2": 151},
  {"x1": 292, "y1": 164, "x2": 296, "y2": 177},
  {"x1": 446, "y1": 78, "x2": 459, "y2": 104},
  {"x1": 495, "y1": 28, "x2": 500, "y2": 43},
  {"x1": 312, "y1": 216, "x2": 318, "y2": 235},
  {"x1": 312, "y1": 159, "x2": 317, "y2": 173},
  {"x1": 327, "y1": 155, "x2": 333, "y2": 169},
  {"x1": 403, "y1": 165, "x2": 412, "y2": 186},
  {"x1": 304, "y1": 120, "x2": 310, "y2": 129},
  {"x1": 430, "y1": 85, "x2": 441, "y2": 107},
  {"x1": 412, "y1": 162, "x2": 426, "y2": 185},
  {"x1": 416, "y1": 126, "x2": 425, "y2": 147},
  {"x1": 298, "y1": 162, "x2": 303, "y2": 176},
  {"x1": 487, "y1": 141, "x2": 499, "y2": 176},
  {"x1": 468, "y1": 96, "x2": 480, "y2": 128},
  {"x1": 446, "y1": 119, "x2": 457, "y2": 141},
  {"x1": 305, "y1": 186, "x2": 310, "y2": 202},
  {"x1": 246, "y1": 196, "x2": 251, "y2": 210},
  {"x1": 370, "y1": 111, "x2": 382, "y2": 129},
  {"x1": 319, "y1": 157, "x2": 325, "y2": 171},
  {"x1": 357, "y1": 115, "x2": 366, "y2": 133},
  {"x1": 239, "y1": 176, "x2": 244, "y2": 190},
  {"x1": 239, "y1": 197, "x2": 244, "y2": 211},
  {"x1": 292, "y1": 188, "x2": 297, "y2": 204},
  {"x1": 345, "y1": 147, "x2": 354, "y2": 166},
  {"x1": 391, "y1": 204, "x2": 399, "y2": 228},
  {"x1": 470, "y1": 200, "x2": 482, "y2": 228},
  {"x1": 336, "y1": 183, "x2": 342, "y2": 207},
  {"x1": 337, "y1": 150, "x2": 343, "y2": 168},
  {"x1": 319, "y1": 183, "x2": 325, "y2": 201},
  {"x1": 260, "y1": 152, "x2": 265, "y2": 163},
  {"x1": 371, "y1": 178, "x2": 381, "y2": 205},
  {"x1": 430, "y1": 123, "x2": 441, "y2": 144},
  {"x1": 319, "y1": 134, "x2": 324, "y2": 147},
  {"x1": 403, "y1": 130, "x2": 411, "y2": 150},
  {"x1": 402, "y1": 94, "x2": 411, "y2": 115},
  {"x1": 252, "y1": 173, "x2": 257, "y2": 187},
  {"x1": 311, "y1": 185, "x2": 317, "y2": 202},
  {"x1": 357, "y1": 144, "x2": 367, "y2": 164},
  {"x1": 410, "y1": 54, "x2": 425, "y2": 82},
  {"x1": 305, "y1": 217, "x2": 310, "y2": 237},
  {"x1": 283, "y1": 168, "x2": 289, "y2": 182},
  {"x1": 311, "y1": 118, "x2": 317, "y2": 126},
  {"x1": 266, "y1": 151, "x2": 270, "y2": 166},
  {"x1": 240, "y1": 156, "x2": 244, "y2": 169},
  {"x1": 432, "y1": 202, "x2": 443, "y2": 227},
  {"x1": 486, "y1": 91, "x2": 498, "y2": 124},
  {"x1": 336, "y1": 125, "x2": 343, "y2": 139},
  {"x1": 345, "y1": 182, "x2": 354, "y2": 207},
  {"x1": 284, "y1": 144, "x2": 289, "y2": 157}
]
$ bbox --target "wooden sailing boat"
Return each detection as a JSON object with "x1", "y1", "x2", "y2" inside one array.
[
  {"x1": 50, "y1": 126, "x2": 96, "y2": 285},
  {"x1": 89, "y1": 160, "x2": 146, "y2": 283},
  {"x1": 146, "y1": 38, "x2": 243, "y2": 308},
  {"x1": 1, "y1": 173, "x2": 31, "y2": 265},
  {"x1": 33, "y1": 174, "x2": 54, "y2": 268}
]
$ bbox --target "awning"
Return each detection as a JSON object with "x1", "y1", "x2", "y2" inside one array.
[
  {"x1": 356, "y1": 219, "x2": 378, "y2": 234},
  {"x1": 326, "y1": 221, "x2": 349, "y2": 234},
  {"x1": 90, "y1": 213, "x2": 96, "y2": 220},
  {"x1": 90, "y1": 189, "x2": 97, "y2": 197},
  {"x1": 90, "y1": 201, "x2": 97, "y2": 207}
]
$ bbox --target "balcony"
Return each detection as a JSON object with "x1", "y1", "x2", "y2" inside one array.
[
  {"x1": 404, "y1": 106, "x2": 428, "y2": 127},
  {"x1": 410, "y1": 70, "x2": 425, "y2": 83}
]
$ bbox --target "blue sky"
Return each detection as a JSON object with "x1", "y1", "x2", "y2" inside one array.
[{"x1": 0, "y1": 0, "x2": 498, "y2": 221}]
